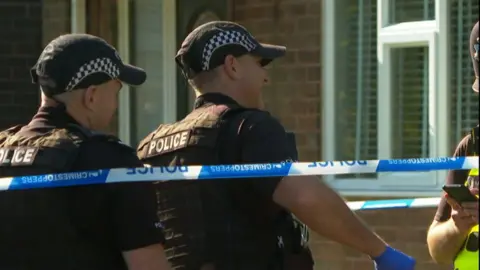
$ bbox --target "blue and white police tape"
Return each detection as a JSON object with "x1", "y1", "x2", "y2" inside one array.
[
  {"x1": 0, "y1": 156, "x2": 477, "y2": 191},
  {"x1": 346, "y1": 197, "x2": 441, "y2": 211}
]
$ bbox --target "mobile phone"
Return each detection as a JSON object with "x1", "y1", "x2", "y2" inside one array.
[{"x1": 442, "y1": 184, "x2": 478, "y2": 203}]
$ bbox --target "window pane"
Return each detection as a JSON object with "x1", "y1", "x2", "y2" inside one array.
[
  {"x1": 130, "y1": 1, "x2": 165, "y2": 144},
  {"x1": 450, "y1": 0, "x2": 479, "y2": 149},
  {"x1": 390, "y1": 0, "x2": 435, "y2": 24},
  {"x1": 334, "y1": 0, "x2": 377, "y2": 178},
  {"x1": 391, "y1": 47, "x2": 430, "y2": 159}
]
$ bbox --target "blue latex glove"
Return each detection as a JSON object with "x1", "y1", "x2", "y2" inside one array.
[{"x1": 373, "y1": 246, "x2": 416, "y2": 270}]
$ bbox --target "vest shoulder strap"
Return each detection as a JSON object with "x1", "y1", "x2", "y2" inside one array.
[
  {"x1": 0, "y1": 125, "x2": 25, "y2": 145},
  {"x1": 67, "y1": 124, "x2": 136, "y2": 157},
  {"x1": 137, "y1": 129, "x2": 157, "y2": 157},
  {"x1": 66, "y1": 124, "x2": 121, "y2": 143},
  {"x1": 220, "y1": 109, "x2": 261, "y2": 161},
  {"x1": 136, "y1": 104, "x2": 250, "y2": 160},
  {"x1": 0, "y1": 124, "x2": 128, "y2": 171}
]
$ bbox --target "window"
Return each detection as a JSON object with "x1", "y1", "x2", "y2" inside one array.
[
  {"x1": 328, "y1": 0, "x2": 378, "y2": 182},
  {"x1": 450, "y1": 0, "x2": 479, "y2": 150},
  {"x1": 70, "y1": 0, "x2": 177, "y2": 146},
  {"x1": 322, "y1": 0, "x2": 474, "y2": 196},
  {"x1": 390, "y1": 0, "x2": 434, "y2": 23},
  {"x1": 129, "y1": 0, "x2": 177, "y2": 144},
  {"x1": 391, "y1": 47, "x2": 430, "y2": 159}
]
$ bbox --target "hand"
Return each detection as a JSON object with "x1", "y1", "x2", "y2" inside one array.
[
  {"x1": 461, "y1": 188, "x2": 479, "y2": 225},
  {"x1": 445, "y1": 189, "x2": 479, "y2": 233},
  {"x1": 373, "y1": 246, "x2": 416, "y2": 270}
]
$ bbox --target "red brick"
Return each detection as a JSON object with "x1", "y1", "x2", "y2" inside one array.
[
  {"x1": 286, "y1": 67, "x2": 307, "y2": 81},
  {"x1": 279, "y1": 3, "x2": 307, "y2": 17},
  {"x1": 297, "y1": 49, "x2": 321, "y2": 64},
  {"x1": 309, "y1": 208, "x2": 443, "y2": 269},
  {"x1": 296, "y1": 17, "x2": 320, "y2": 33},
  {"x1": 276, "y1": 20, "x2": 296, "y2": 34},
  {"x1": 307, "y1": 66, "x2": 321, "y2": 81},
  {"x1": 236, "y1": 5, "x2": 273, "y2": 21},
  {"x1": 234, "y1": 0, "x2": 274, "y2": 8},
  {"x1": 234, "y1": 0, "x2": 322, "y2": 163}
]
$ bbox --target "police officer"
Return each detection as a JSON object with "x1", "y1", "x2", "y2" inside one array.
[
  {"x1": 137, "y1": 21, "x2": 415, "y2": 270},
  {"x1": 0, "y1": 34, "x2": 171, "y2": 270},
  {"x1": 427, "y1": 21, "x2": 479, "y2": 269}
]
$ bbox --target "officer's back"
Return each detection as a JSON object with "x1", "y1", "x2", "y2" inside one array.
[
  {"x1": 0, "y1": 34, "x2": 170, "y2": 270},
  {"x1": 137, "y1": 21, "x2": 314, "y2": 270}
]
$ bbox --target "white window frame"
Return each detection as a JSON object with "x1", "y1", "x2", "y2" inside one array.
[
  {"x1": 377, "y1": 21, "x2": 438, "y2": 188},
  {"x1": 70, "y1": 0, "x2": 178, "y2": 146},
  {"x1": 70, "y1": 0, "x2": 86, "y2": 34},
  {"x1": 161, "y1": 0, "x2": 178, "y2": 124},
  {"x1": 321, "y1": 0, "x2": 449, "y2": 197},
  {"x1": 117, "y1": 0, "x2": 132, "y2": 145}
]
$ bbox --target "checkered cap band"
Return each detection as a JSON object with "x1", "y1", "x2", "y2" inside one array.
[
  {"x1": 65, "y1": 57, "x2": 120, "y2": 91},
  {"x1": 201, "y1": 30, "x2": 258, "y2": 71}
]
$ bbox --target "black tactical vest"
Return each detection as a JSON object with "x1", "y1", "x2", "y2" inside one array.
[
  {"x1": 0, "y1": 124, "x2": 127, "y2": 270},
  {"x1": 137, "y1": 102, "x2": 314, "y2": 270}
]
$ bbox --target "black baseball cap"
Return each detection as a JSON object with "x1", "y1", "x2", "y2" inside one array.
[
  {"x1": 175, "y1": 21, "x2": 286, "y2": 78},
  {"x1": 471, "y1": 21, "x2": 479, "y2": 92},
  {"x1": 31, "y1": 33, "x2": 146, "y2": 97}
]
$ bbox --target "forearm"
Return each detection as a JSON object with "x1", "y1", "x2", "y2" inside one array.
[
  {"x1": 123, "y1": 244, "x2": 172, "y2": 270},
  {"x1": 427, "y1": 219, "x2": 468, "y2": 264},
  {"x1": 275, "y1": 176, "x2": 387, "y2": 258}
]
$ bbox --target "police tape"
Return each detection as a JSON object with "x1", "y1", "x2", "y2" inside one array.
[
  {"x1": 0, "y1": 156, "x2": 477, "y2": 191},
  {"x1": 346, "y1": 197, "x2": 441, "y2": 211}
]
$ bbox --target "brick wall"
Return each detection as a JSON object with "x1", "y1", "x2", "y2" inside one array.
[
  {"x1": 0, "y1": 0, "x2": 42, "y2": 129},
  {"x1": 232, "y1": 1, "x2": 448, "y2": 269},
  {"x1": 233, "y1": 0, "x2": 322, "y2": 162},
  {"x1": 309, "y1": 208, "x2": 453, "y2": 270}
]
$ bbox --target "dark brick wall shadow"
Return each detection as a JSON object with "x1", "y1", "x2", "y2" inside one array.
[{"x1": 0, "y1": 0, "x2": 43, "y2": 129}]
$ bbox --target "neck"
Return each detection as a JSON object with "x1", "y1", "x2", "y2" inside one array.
[
  {"x1": 65, "y1": 107, "x2": 91, "y2": 128},
  {"x1": 196, "y1": 87, "x2": 250, "y2": 107},
  {"x1": 42, "y1": 98, "x2": 91, "y2": 128}
]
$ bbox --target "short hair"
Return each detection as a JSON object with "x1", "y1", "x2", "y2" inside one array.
[{"x1": 187, "y1": 68, "x2": 220, "y2": 92}]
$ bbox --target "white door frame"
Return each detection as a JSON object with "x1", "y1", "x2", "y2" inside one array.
[
  {"x1": 70, "y1": 0, "x2": 178, "y2": 145},
  {"x1": 70, "y1": 0, "x2": 133, "y2": 143}
]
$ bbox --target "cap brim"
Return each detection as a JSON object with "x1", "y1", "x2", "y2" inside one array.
[
  {"x1": 473, "y1": 77, "x2": 479, "y2": 92},
  {"x1": 251, "y1": 43, "x2": 286, "y2": 65},
  {"x1": 118, "y1": 64, "x2": 146, "y2": 86}
]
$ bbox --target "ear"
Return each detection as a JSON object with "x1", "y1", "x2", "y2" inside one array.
[
  {"x1": 223, "y1": 54, "x2": 242, "y2": 80},
  {"x1": 82, "y1": 85, "x2": 98, "y2": 110}
]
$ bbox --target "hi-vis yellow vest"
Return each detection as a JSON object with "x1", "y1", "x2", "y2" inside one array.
[{"x1": 454, "y1": 126, "x2": 479, "y2": 270}]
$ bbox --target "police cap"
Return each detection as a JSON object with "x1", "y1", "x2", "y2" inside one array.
[
  {"x1": 175, "y1": 21, "x2": 287, "y2": 79},
  {"x1": 31, "y1": 33, "x2": 146, "y2": 97}
]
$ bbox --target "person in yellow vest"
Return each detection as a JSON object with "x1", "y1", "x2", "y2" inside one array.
[
  {"x1": 426, "y1": 21, "x2": 479, "y2": 269},
  {"x1": 454, "y1": 162, "x2": 479, "y2": 270}
]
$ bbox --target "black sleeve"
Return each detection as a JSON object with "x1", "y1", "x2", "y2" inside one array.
[
  {"x1": 239, "y1": 112, "x2": 298, "y2": 198},
  {"x1": 72, "y1": 139, "x2": 165, "y2": 251},
  {"x1": 434, "y1": 134, "x2": 472, "y2": 222}
]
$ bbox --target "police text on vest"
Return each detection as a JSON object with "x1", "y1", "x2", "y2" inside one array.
[
  {"x1": 0, "y1": 147, "x2": 39, "y2": 166},
  {"x1": 147, "y1": 130, "x2": 191, "y2": 157}
]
